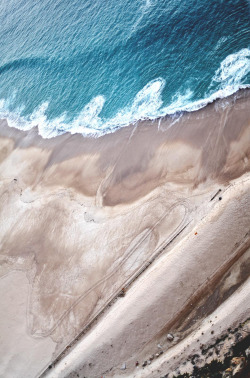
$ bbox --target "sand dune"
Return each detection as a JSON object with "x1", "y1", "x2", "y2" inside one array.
[{"x1": 0, "y1": 89, "x2": 249, "y2": 377}]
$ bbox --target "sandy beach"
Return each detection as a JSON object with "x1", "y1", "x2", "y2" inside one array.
[{"x1": 0, "y1": 89, "x2": 249, "y2": 378}]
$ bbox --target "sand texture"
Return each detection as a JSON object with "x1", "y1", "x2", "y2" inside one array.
[{"x1": 0, "y1": 89, "x2": 249, "y2": 377}]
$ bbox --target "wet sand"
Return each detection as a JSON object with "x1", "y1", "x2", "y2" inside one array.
[{"x1": 0, "y1": 89, "x2": 249, "y2": 377}]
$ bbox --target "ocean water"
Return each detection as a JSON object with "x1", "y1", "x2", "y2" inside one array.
[{"x1": 0, "y1": 0, "x2": 249, "y2": 137}]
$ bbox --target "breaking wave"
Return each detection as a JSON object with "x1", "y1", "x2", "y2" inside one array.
[{"x1": 0, "y1": 48, "x2": 249, "y2": 138}]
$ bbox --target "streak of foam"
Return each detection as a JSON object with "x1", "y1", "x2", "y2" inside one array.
[
  {"x1": 66, "y1": 96, "x2": 105, "y2": 134},
  {"x1": 0, "y1": 78, "x2": 166, "y2": 137},
  {"x1": 212, "y1": 48, "x2": 250, "y2": 88},
  {"x1": 105, "y1": 78, "x2": 165, "y2": 129},
  {"x1": 162, "y1": 48, "x2": 250, "y2": 115},
  {"x1": 0, "y1": 48, "x2": 250, "y2": 138},
  {"x1": 0, "y1": 97, "x2": 106, "y2": 138}
]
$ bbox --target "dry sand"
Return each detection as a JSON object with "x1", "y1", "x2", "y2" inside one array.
[{"x1": 0, "y1": 89, "x2": 249, "y2": 377}]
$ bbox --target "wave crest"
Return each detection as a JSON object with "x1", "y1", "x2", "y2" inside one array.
[
  {"x1": 0, "y1": 49, "x2": 249, "y2": 137},
  {"x1": 213, "y1": 48, "x2": 250, "y2": 87}
]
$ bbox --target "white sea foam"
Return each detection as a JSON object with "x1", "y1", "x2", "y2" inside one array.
[
  {"x1": 0, "y1": 96, "x2": 105, "y2": 138},
  {"x1": 160, "y1": 48, "x2": 250, "y2": 115},
  {"x1": 212, "y1": 48, "x2": 250, "y2": 88},
  {"x1": 66, "y1": 95, "x2": 105, "y2": 135},
  {"x1": 104, "y1": 78, "x2": 165, "y2": 130},
  {"x1": 0, "y1": 48, "x2": 249, "y2": 138}
]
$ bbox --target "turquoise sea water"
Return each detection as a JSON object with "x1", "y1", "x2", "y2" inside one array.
[{"x1": 0, "y1": 0, "x2": 250, "y2": 137}]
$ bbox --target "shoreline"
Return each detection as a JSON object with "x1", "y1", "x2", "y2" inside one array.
[
  {"x1": 0, "y1": 86, "x2": 249, "y2": 140},
  {"x1": 0, "y1": 88, "x2": 249, "y2": 205},
  {"x1": 0, "y1": 87, "x2": 249, "y2": 377}
]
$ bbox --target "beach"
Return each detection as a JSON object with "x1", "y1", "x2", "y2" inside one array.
[{"x1": 0, "y1": 89, "x2": 249, "y2": 377}]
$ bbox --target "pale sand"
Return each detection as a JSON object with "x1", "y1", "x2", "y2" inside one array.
[
  {"x1": 0, "y1": 271, "x2": 56, "y2": 378},
  {"x1": 0, "y1": 89, "x2": 249, "y2": 377},
  {"x1": 125, "y1": 276, "x2": 250, "y2": 378},
  {"x1": 45, "y1": 178, "x2": 250, "y2": 378}
]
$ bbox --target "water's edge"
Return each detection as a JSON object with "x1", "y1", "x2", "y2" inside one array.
[{"x1": 1, "y1": 87, "x2": 250, "y2": 142}]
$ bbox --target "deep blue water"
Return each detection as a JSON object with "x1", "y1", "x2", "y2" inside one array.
[{"x1": 0, "y1": 0, "x2": 249, "y2": 137}]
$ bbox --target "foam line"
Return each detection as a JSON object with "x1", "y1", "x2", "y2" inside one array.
[{"x1": 0, "y1": 48, "x2": 249, "y2": 138}]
